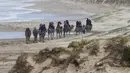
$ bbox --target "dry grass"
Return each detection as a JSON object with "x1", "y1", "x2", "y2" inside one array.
[
  {"x1": 32, "y1": 43, "x2": 89, "y2": 69},
  {"x1": 50, "y1": 46, "x2": 82, "y2": 67},
  {"x1": 98, "y1": 36, "x2": 130, "y2": 66},
  {"x1": 84, "y1": 40, "x2": 100, "y2": 55},
  {"x1": 104, "y1": 36, "x2": 128, "y2": 52},
  {"x1": 9, "y1": 53, "x2": 33, "y2": 73},
  {"x1": 89, "y1": 40, "x2": 99, "y2": 55},
  {"x1": 33, "y1": 48, "x2": 50, "y2": 63},
  {"x1": 51, "y1": 40, "x2": 99, "y2": 68},
  {"x1": 68, "y1": 39, "x2": 91, "y2": 51},
  {"x1": 68, "y1": 41, "x2": 80, "y2": 49},
  {"x1": 12, "y1": 37, "x2": 130, "y2": 73},
  {"x1": 122, "y1": 46, "x2": 130, "y2": 65}
]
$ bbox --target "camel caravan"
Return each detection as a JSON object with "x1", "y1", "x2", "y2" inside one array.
[{"x1": 25, "y1": 18, "x2": 92, "y2": 44}]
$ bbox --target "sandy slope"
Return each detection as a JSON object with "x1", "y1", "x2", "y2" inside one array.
[{"x1": 0, "y1": 0, "x2": 130, "y2": 73}]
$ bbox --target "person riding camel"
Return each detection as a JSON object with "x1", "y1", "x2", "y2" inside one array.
[
  {"x1": 48, "y1": 22, "x2": 55, "y2": 40},
  {"x1": 87, "y1": 18, "x2": 92, "y2": 26},
  {"x1": 49, "y1": 22, "x2": 55, "y2": 30},
  {"x1": 33, "y1": 27, "x2": 38, "y2": 43},
  {"x1": 82, "y1": 25, "x2": 86, "y2": 34},
  {"x1": 76, "y1": 21, "x2": 79, "y2": 28},
  {"x1": 39, "y1": 24, "x2": 47, "y2": 42},
  {"x1": 25, "y1": 28, "x2": 31, "y2": 44},
  {"x1": 58, "y1": 21, "x2": 62, "y2": 26},
  {"x1": 56, "y1": 21, "x2": 63, "y2": 38},
  {"x1": 78, "y1": 21, "x2": 82, "y2": 28},
  {"x1": 86, "y1": 18, "x2": 92, "y2": 31}
]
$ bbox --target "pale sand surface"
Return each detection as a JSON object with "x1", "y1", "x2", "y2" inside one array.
[{"x1": 0, "y1": 0, "x2": 130, "y2": 73}]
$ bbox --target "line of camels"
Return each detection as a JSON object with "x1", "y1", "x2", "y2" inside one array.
[{"x1": 25, "y1": 18, "x2": 92, "y2": 44}]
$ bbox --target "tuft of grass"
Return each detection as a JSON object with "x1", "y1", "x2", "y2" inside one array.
[
  {"x1": 122, "y1": 46, "x2": 130, "y2": 66},
  {"x1": 85, "y1": 40, "x2": 99, "y2": 56},
  {"x1": 49, "y1": 45, "x2": 87, "y2": 68},
  {"x1": 68, "y1": 40, "x2": 91, "y2": 50},
  {"x1": 79, "y1": 40, "x2": 91, "y2": 48},
  {"x1": 99, "y1": 36, "x2": 130, "y2": 66},
  {"x1": 68, "y1": 41, "x2": 80, "y2": 49},
  {"x1": 104, "y1": 36, "x2": 128, "y2": 52},
  {"x1": 9, "y1": 53, "x2": 33, "y2": 73},
  {"x1": 33, "y1": 48, "x2": 50, "y2": 63},
  {"x1": 89, "y1": 40, "x2": 99, "y2": 56},
  {"x1": 51, "y1": 47, "x2": 67, "y2": 54},
  {"x1": 50, "y1": 46, "x2": 81, "y2": 67}
]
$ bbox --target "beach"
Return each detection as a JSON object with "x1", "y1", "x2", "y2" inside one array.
[
  {"x1": 0, "y1": 0, "x2": 116, "y2": 32},
  {"x1": 0, "y1": 0, "x2": 130, "y2": 73}
]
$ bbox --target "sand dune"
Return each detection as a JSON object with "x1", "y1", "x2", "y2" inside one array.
[{"x1": 0, "y1": 0, "x2": 130, "y2": 73}]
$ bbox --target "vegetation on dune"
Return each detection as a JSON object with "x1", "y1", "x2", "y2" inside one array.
[
  {"x1": 9, "y1": 36, "x2": 130, "y2": 73},
  {"x1": 104, "y1": 36, "x2": 128, "y2": 52},
  {"x1": 33, "y1": 48, "x2": 50, "y2": 63},
  {"x1": 68, "y1": 39, "x2": 92, "y2": 49},
  {"x1": 9, "y1": 39, "x2": 96, "y2": 73},
  {"x1": 33, "y1": 39, "x2": 100, "y2": 69},
  {"x1": 98, "y1": 36, "x2": 130, "y2": 67},
  {"x1": 86, "y1": 40, "x2": 100, "y2": 55},
  {"x1": 9, "y1": 53, "x2": 33, "y2": 73},
  {"x1": 68, "y1": 41, "x2": 80, "y2": 49}
]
